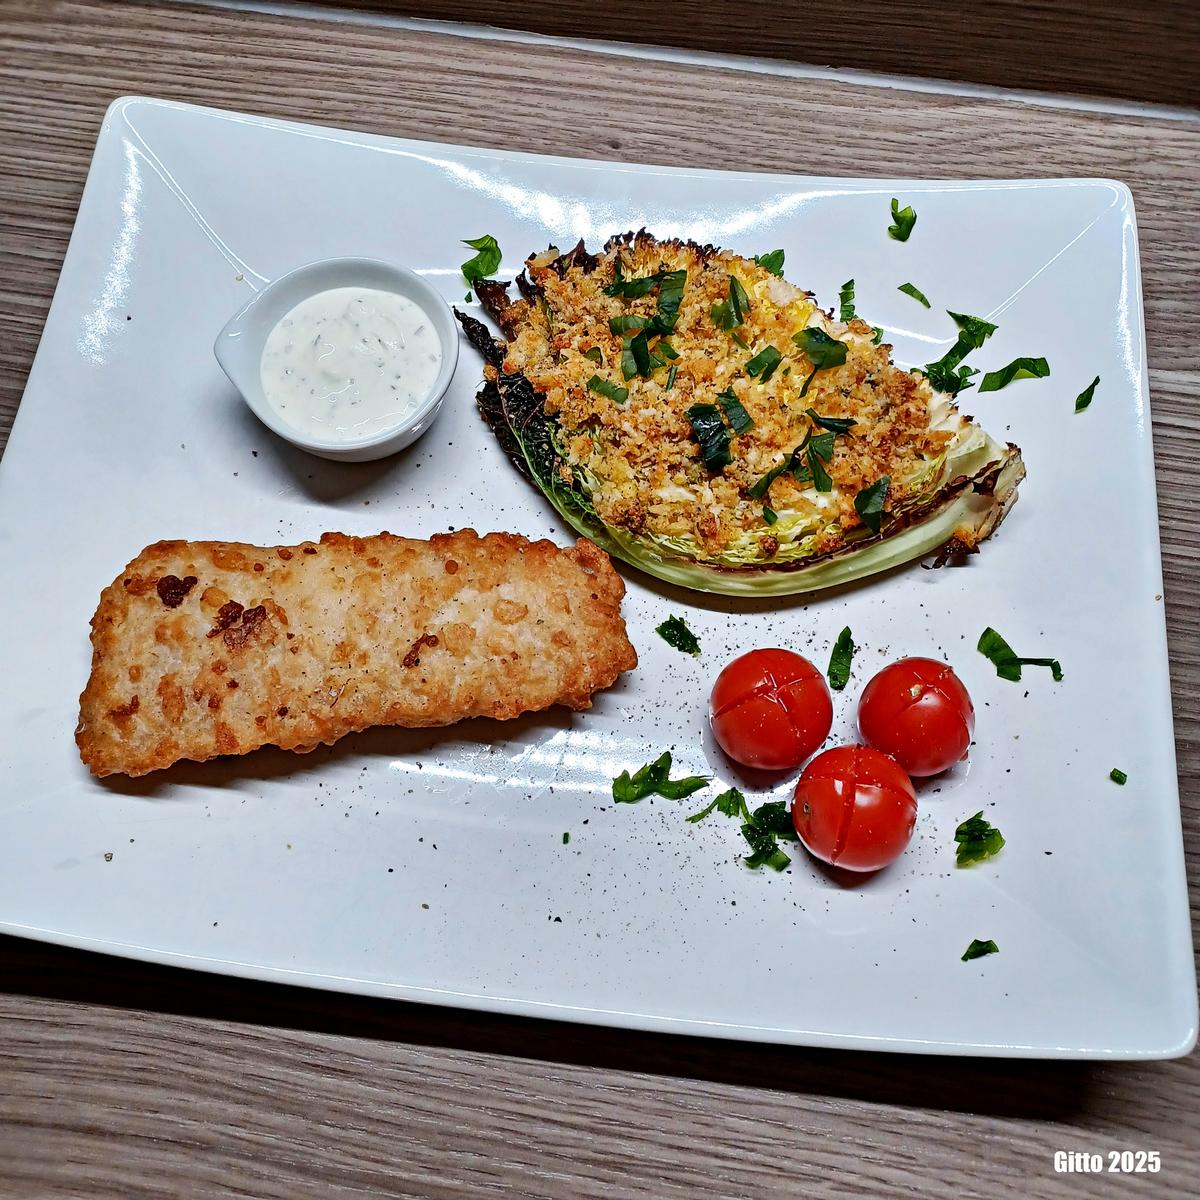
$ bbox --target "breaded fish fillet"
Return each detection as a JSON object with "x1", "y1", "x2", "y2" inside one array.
[{"x1": 77, "y1": 530, "x2": 637, "y2": 778}]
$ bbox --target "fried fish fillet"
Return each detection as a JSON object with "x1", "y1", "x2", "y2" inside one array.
[{"x1": 77, "y1": 530, "x2": 637, "y2": 778}]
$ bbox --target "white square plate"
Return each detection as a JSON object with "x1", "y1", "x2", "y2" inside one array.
[{"x1": 0, "y1": 97, "x2": 1193, "y2": 1058}]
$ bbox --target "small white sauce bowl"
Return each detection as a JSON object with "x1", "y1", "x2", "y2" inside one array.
[{"x1": 214, "y1": 258, "x2": 460, "y2": 462}]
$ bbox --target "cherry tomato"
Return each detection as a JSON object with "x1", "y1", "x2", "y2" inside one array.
[
  {"x1": 857, "y1": 657, "x2": 975, "y2": 777},
  {"x1": 792, "y1": 745, "x2": 917, "y2": 872},
  {"x1": 709, "y1": 648, "x2": 833, "y2": 770}
]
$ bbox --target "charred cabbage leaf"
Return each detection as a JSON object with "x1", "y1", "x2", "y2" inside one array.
[{"x1": 454, "y1": 234, "x2": 1024, "y2": 598}]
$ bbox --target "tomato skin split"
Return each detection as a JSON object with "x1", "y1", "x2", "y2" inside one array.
[
  {"x1": 710, "y1": 648, "x2": 833, "y2": 771},
  {"x1": 858, "y1": 657, "x2": 975, "y2": 777},
  {"x1": 793, "y1": 745, "x2": 917, "y2": 872}
]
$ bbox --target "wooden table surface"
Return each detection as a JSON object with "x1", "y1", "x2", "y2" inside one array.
[{"x1": 2, "y1": 3, "x2": 1198, "y2": 1196}]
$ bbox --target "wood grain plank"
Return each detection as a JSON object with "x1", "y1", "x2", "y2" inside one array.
[
  {"x1": 0, "y1": 3, "x2": 1198, "y2": 1198},
  {"x1": 306, "y1": 0, "x2": 1200, "y2": 110}
]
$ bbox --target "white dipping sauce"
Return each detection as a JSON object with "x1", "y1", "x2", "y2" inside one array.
[{"x1": 259, "y1": 287, "x2": 442, "y2": 442}]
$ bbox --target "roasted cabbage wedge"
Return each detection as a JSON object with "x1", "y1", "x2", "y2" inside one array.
[{"x1": 455, "y1": 232, "x2": 1024, "y2": 596}]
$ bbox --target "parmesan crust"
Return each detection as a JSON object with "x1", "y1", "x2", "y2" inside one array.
[
  {"x1": 76, "y1": 530, "x2": 637, "y2": 778},
  {"x1": 493, "y1": 232, "x2": 957, "y2": 557}
]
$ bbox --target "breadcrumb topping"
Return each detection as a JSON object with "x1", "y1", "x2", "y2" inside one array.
[{"x1": 496, "y1": 234, "x2": 959, "y2": 557}]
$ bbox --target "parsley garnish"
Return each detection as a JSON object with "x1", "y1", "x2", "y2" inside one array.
[
  {"x1": 762, "y1": 505, "x2": 778, "y2": 525},
  {"x1": 687, "y1": 403, "x2": 732, "y2": 471},
  {"x1": 898, "y1": 282, "x2": 930, "y2": 308},
  {"x1": 1075, "y1": 375, "x2": 1100, "y2": 413},
  {"x1": 948, "y1": 311, "x2": 999, "y2": 349},
  {"x1": 586, "y1": 374, "x2": 628, "y2": 404},
  {"x1": 604, "y1": 265, "x2": 688, "y2": 340},
  {"x1": 805, "y1": 431, "x2": 835, "y2": 492},
  {"x1": 582, "y1": 346, "x2": 603, "y2": 363},
  {"x1": 687, "y1": 787, "x2": 750, "y2": 824},
  {"x1": 562, "y1": 832, "x2": 570, "y2": 844},
  {"x1": 854, "y1": 476, "x2": 890, "y2": 534},
  {"x1": 687, "y1": 790, "x2": 795, "y2": 870},
  {"x1": 839, "y1": 279, "x2": 856, "y2": 322},
  {"x1": 603, "y1": 257, "x2": 660, "y2": 299},
  {"x1": 609, "y1": 314, "x2": 648, "y2": 335},
  {"x1": 888, "y1": 198, "x2": 917, "y2": 242},
  {"x1": 745, "y1": 345, "x2": 783, "y2": 382},
  {"x1": 665, "y1": 364, "x2": 678, "y2": 390},
  {"x1": 711, "y1": 275, "x2": 751, "y2": 331},
  {"x1": 921, "y1": 311, "x2": 997, "y2": 396},
  {"x1": 955, "y1": 812, "x2": 1005, "y2": 866},
  {"x1": 827, "y1": 626, "x2": 855, "y2": 691},
  {"x1": 629, "y1": 330, "x2": 655, "y2": 376},
  {"x1": 741, "y1": 823, "x2": 792, "y2": 871},
  {"x1": 961, "y1": 939, "x2": 999, "y2": 962},
  {"x1": 792, "y1": 327, "x2": 848, "y2": 397},
  {"x1": 977, "y1": 627, "x2": 1063, "y2": 682},
  {"x1": 753, "y1": 249, "x2": 785, "y2": 276},
  {"x1": 655, "y1": 270, "x2": 687, "y2": 330},
  {"x1": 460, "y1": 234, "x2": 502, "y2": 286},
  {"x1": 749, "y1": 441, "x2": 808, "y2": 500},
  {"x1": 805, "y1": 407, "x2": 856, "y2": 434},
  {"x1": 717, "y1": 389, "x2": 754, "y2": 433},
  {"x1": 656, "y1": 615, "x2": 701, "y2": 656},
  {"x1": 613, "y1": 752, "x2": 708, "y2": 804},
  {"x1": 1110, "y1": 767, "x2": 1128, "y2": 785},
  {"x1": 871, "y1": 326, "x2": 885, "y2": 345},
  {"x1": 978, "y1": 357, "x2": 1050, "y2": 393},
  {"x1": 749, "y1": 425, "x2": 839, "y2": 500}
]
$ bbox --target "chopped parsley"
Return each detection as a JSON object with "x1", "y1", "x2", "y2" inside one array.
[
  {"x1": 871, "y1": 326, "x2": 885, "y2": 345},
  {"x1": 460, "y1": 234, "x2": 502, "y2": 286},
  {"x1": 665, "y1": 363, "x2": 678, "y2": 390},
  {"x1": 717, "y1": 389, "x2": 754, "y2": 433},
  {"x1": 753, "y1": 249, "x2": 785, "y2": 276},
  {"x1": 562, "y1": 832, "x2": 570, "y2": 844},
  {"x1": 582, "y1": 346, "x2": 603, "y2": 363},
  {"x1": 921, "y1": 311, "x2": 998, "y2": 396},
  {"x1": 603, "y1": 257, "x2": 662, "y2": 299},
  {"x1": 656, "y1": 615, "x2": 701, "y2": 656},
  {"x1": 978, "y1": 356, "x2": 1050, "y2": 393},
  {"x1": 687, "y1": 790, "x2": 794, "y2": 870},
  {"x1": 961, "y1": 938, "x2": 999, "y2": 962},
  {"x1": 854, "y1": 476, "x2": 890, "y2": 534},
  {"x1": 605, "y1": 265, "x2": 688, "y2": 341},
  {"x1": 804, "y1": 431, "x2": 835, "y2": 492},
  {"x1": 711, "y1": 274, "x2": 752, "y2": 331},
  {"x1": 792, "y1": 327, "x2": 849, "y2": 397},
  {"x1": 613, "y1": 752, "x2": 708, "y2": 804},
  {"x1": 805, "y1": 407, "x2": 857, "y2": 434},
  {"x1": 749, "y1": 441, "x2": 809, "y2": 500},
  {"x1": 977, "y1": 627, "x2": 1063, "y2": 682},
  {"x1": 898, "y1": 282, "x2": 930, "y2": 308},
  {"x1": 745, "y1": 345, "x2": 783, "y2": 382},
  {"x1": 839, "y1": 279, "x2": 856, "y2": 322},
  {"x1": 609, "y1": 314, "x2": 648, "y2": 335},
  {"x1": 954, "y1": 812, "x2": 1005, "y2": 866},
  {"x1": 827, "y1": 626, "x2": 855, "y2": 691},
  {"x1": 762, "y1": 505, "x2": 778, "y2": 525},
  {"x1": 688, "y1": 787, "x2": 750, "y2": 824},
  {"x1": 888, "y1": 198, "x2": 917, "y2": 242},
  {"x1": 687, "y1": 403, "x2": 732, "y2": 472},
  {"x1": 1075, "y1": 375, "x2": 1100, "y2": 413},
  {"x1": 749, "y1": 424, "x2": 840, "y2": 499},
  {"x1": 1110, "y1": 767, "x2": 1128, "y2": 785},
  {"x1": 741, "y1": 822, "x2": 792, "y2": 871},
  {"x1": 629, "y1": 330, "x2": 654, "y2": 376},
  {"x1": 586, "y1": 374, "x2": 628, "y2": 404}
]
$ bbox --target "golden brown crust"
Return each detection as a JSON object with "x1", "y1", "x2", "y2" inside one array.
[{"x1": 77, "y1": 530, "x2": 637, "y2": 778}]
